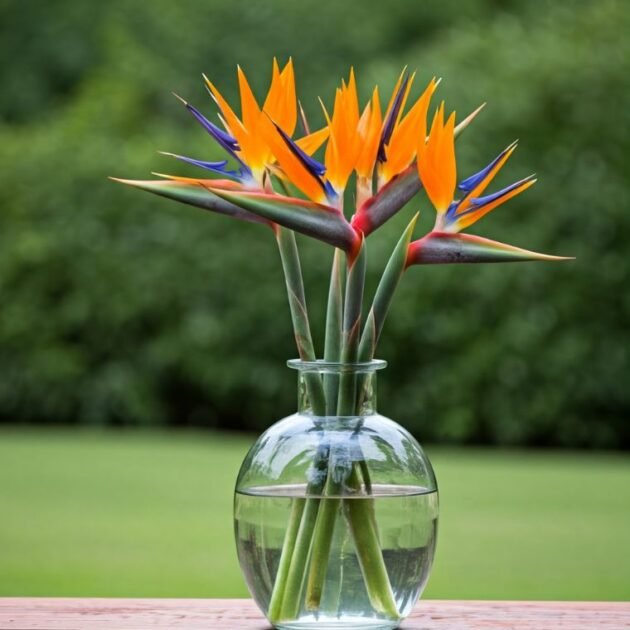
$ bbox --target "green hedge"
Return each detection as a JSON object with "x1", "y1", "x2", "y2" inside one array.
[{"x1": 0, "y1": 0, "x2": 628, "y2": 447}]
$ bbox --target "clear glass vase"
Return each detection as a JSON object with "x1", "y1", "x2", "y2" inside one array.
[{"x1": 234, "y1": 360, "x2": 438, "y2": 630}]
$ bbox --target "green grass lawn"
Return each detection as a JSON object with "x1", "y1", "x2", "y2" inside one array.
[{"x1": 1, "y1": 428, "x2": 628, "y2": 600}]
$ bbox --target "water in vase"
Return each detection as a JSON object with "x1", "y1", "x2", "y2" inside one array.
[{"x1": 234, "y1": 484, "x2": 438, "y2": 630}]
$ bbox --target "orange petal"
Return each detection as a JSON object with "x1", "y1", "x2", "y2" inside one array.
[
  {"x1": 325, "y1": 70, "x2": 362, "y2": 192},
  {"x1": 203, "y1": 74, "x2": 249, "y2": 153},
  {"x1": 236, "y1": 66, "x2": 275, "y2": 172},
  {"x1": 345, "y1": 67, "x2": 360, "y2": 129},
  {"x1": 263, "y1": 58, "x2": 283, "y2": 123},
  {"x1": 236, "y1": 65, "x2": 261, "y2": 131},
  {"x1": 151, "y1": 173, "x2": 244, "y2": 190},
  {"x1": 441, "y1": 111, "x2": 457, "y2": 205},
  {"x1": 356, "y1": 87, "x2": 383, "y2": 179},
  {"x1": 295, "y1": 126, "x2": 330, "y2": 155},
  {"x1": 417, "y1": 103, "x2": 456, "y2": 213},
  {"x1": 279, "y1": 58, "x2": 297, "y2": 134},
  {"x1": 381, "y1": 77, "x2": 437, "y2": 182},
  {"x1": 264, "y1": 58, "x2": 297, "y2": 135}
]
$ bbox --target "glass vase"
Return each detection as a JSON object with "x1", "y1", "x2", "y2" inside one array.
[{"x1": 234, "y1": 359, "x2": 438, "y2": 630}]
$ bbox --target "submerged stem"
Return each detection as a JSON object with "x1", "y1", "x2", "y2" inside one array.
[
  {"x1": 343, "y1": 469, "x2": 398, "y2": 618},
  {"x1": 267, "y1": 497, "x2": 305, "y2": 621},
  {"x1": 304, "y1": 242, "x2": 367, "y2": 610},
  {"x1": 269, "y1": 227, "x2": 327, "y2": 623},
  {"x1": 304, "y1": 451, "x2": 343, "y2": 610}
]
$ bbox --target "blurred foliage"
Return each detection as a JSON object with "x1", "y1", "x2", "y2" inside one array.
[{"x1": 0, "y1": 0, "x2": 627, "y2": 447}]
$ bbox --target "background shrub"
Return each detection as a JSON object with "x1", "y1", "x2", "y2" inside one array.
[{"x1": 0, "y1": 0, "x2": 627, "y2": 447}]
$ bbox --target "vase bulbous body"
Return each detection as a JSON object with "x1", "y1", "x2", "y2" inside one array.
[{"x1": 234, "y1": 360, "x2": 438, "y2": 630}]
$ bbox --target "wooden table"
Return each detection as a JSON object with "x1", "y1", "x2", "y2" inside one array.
[{"x1": 0, "y1": 599, "x2": 628, "y2": 629}]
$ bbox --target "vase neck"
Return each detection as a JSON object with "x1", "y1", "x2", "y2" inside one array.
[{"x1": 288, "y1": 359, "x2": 386, "y2": 417}]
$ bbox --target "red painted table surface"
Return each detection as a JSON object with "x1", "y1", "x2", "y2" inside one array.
[{"x1": 0, "y1": 598, "x2": 628, "y2": 629}]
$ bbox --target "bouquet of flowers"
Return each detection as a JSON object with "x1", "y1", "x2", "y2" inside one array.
[{"x1": 113, "y1": 60, "x2": 567, "y2": 627}]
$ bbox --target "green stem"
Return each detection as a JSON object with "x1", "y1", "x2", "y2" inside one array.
[
  {"x1": 267, "y1": 497, "x2": 305, "y2": 621},
  {"x1": 273, "y1": 213, "x2": 417, "y2": 621},
  {"x1": 343, "y1": 468, "x2": 398, "y2": 618},
  {"x1": 337, "y1": 239, "x2": 367, "y2": 414},
  {"x1": 358, "y1": 213, "x2": 418, "y2": 362},
  {"x1": 319, "y1": 241, "x2": 399, "y2": 618},
  {"x1": 300, "y1": 248, "x2": 345, "y2": 610},
  {"x1": 275, "y1": 227, "x2": 326, "y2": 413},
  {"x1": 275, "y1": 437, "x2": 330, "y2": 621},
  {"x1": 338, "y1": 220, "x2": 422, "y2": 619},
  {"x1": 269, "y1": 227, "x2": 327, "y2": 623},
  {"x1": 304, "y1": 450, "x2": 343, "y2": 610},
  {"x1": 276, "y1": 247, "x2": 346, "y2": 616},
  {"x1": 304, "y1": 241, "x2": 367, "y2": 610},
  {"x1": 355, "y1": 214, "x2": 419, "y2": 411},
  {"x1": 324, "y1": 249, "x2": 344, "y2": 415}
]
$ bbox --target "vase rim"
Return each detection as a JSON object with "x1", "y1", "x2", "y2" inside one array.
[{"x1": 287, "y1": 358, "x2": 387, "y2": 372}]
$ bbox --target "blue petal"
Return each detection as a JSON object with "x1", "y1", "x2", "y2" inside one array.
[
  {"x1": 323, "y1": 181, "x2": 339, "y2": 205},
  {"x1": 458, "y1": 141, "x2": 517, "y2": 193},
  {"x1": 268, "y1": 117, "x2": 336, "y2": 203},
  {"x1": 162, "y1": 152, "x2": 250, "y2": 182},
  {"x1": 467, "y1": 175, "x2": 536, "y2": 210},
  {"x1": 272, "y1": 120, "x2": 327, "y2": 177},
  {"x1": 165, "y1": 153, "x2": 230, "y2": 172},
  {"x1": 445, "y1": 200, "x2": 461, "y2": 219},
  {"x1": 377, "y1": 71, "x2": 410, "y2": 162},
  {"x1": 237, "y1": 166, "x2": 254, "y2": 180},
  {"x1": 177, "y1": 98, "x2": 252, "y2": 171},
  {"x1": 184, "y1": 102, "x2": 239, "y2": 152}
]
